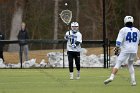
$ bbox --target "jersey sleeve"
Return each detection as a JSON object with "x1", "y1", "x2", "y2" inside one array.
[
  {"x1": 64, "y1": 31, "x2": 69, "y2": 40},
  {"x1": 116, "y1": 28, "x2": 124, "y2": 47},
  {"x1": 138, "y1": 30, "x2": 140, "y2": 42},
  {"x1": 76, "y1": 32, "x2": 82, "y2": 43}
]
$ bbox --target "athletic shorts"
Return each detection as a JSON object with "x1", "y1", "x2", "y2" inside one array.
[{"x1": 117, "y1": 52, "x2": 136, "y2": 62}]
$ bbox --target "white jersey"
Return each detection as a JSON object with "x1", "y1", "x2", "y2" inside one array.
[
  {"x1": 64, "y1": 30, "x2": 82, "y2": 52},
  {"x1": 116, "y1": 27, "x2": 140, "y2": 53}
]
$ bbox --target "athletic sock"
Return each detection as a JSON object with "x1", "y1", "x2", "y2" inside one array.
[
  {"x1": 70, "y1": 72, "x2": 73, "y2": 77},
  {"x1": 77, "y1": 71, "x2": 80, "y2": 77},
  {"x1": 109, "y1": 74, "x2": 115, "y2": 80}
]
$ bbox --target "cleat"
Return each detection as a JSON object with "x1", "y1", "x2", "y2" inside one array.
[
  {"x1": 70, "y1": 76, "x2": 73, "y2": 80},
  {"x1": 131, "y1": 81, "x2": 136, "y2": 86},
  {"x1": 104, "y1": 78, "x2": 113, "y2": 85},
  {"x1": 70, "y1": 73, "x2": 73, "y2": 80},
  {"x1": 76, "y1": 71, "x2": 80, "y2": 80},
  {"x1": 76, "y1": 76, "x2": 80, "y2": 80}
]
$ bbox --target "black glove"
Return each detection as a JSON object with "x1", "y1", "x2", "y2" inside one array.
[
  {"x1": 65, "y1": 35, "x2": 71, "y2": 40},
  {"x1": 75, "y1": 41, "x2": 80, "y2": 46},
  {"x1": 114, "y1": 47, "x2": 121, "y2": 56}
]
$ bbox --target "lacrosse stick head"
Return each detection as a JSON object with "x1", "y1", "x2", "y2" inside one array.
[{"x1": 60, "y1": 10, "x2": 72, "y2": 25}]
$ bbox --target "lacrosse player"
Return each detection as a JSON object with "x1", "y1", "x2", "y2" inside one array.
[
  {"x1": 104, "y1": 16, "x2": 140, "y2": 86},
  {"x1": 64, "y1": 22, "x2": 82, "y2": 80}
]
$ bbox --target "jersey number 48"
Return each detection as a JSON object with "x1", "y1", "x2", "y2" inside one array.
[{"x1": 126, "y1": 32, "x2": 137, "y2": 42}]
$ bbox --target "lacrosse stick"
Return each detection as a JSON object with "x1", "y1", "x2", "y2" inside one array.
[{"x1": 60, "y1": 8, "x2": 72, "y2": 68}]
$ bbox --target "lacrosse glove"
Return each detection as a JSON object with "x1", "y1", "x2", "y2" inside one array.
[
  {"x1": 65, "y1": 35, "x2": 71, "y2": 40},
  {"x1": 114, "y1": 47, "x2": 121, "y2": 56},
  {"x1": 71, "y1": 44, "x2": 76, "y2": 48}
]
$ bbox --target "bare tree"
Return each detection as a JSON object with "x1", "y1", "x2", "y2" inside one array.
[
  {"x1": 8, "y1": 0, "x2": 25, "y2": 51},
  {"x1": 53, "y1": 0, "x2": 59, "y2": 49},
  {"x1": 76, "y1": 0, "x2": 79, "y2": 21}
]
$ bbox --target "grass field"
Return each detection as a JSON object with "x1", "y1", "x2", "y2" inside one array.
[{"x1": 0, "y1": 68, "x2": 140, "y2": 93}]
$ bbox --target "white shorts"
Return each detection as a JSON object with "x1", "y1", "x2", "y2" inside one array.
[{"x1": 114, "y1": 52, "x2": 136, "y2": 69}]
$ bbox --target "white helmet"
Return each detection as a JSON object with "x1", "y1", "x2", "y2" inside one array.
[
  {"x1": 71, "y1": 22, "x2": 79, "y2": 32},
  {"x1": 124, "y1": 16, "x2": 134, "y2": 24},
  {"x1": 71, "y1": 22, "x2": 79, "y2": 27}
]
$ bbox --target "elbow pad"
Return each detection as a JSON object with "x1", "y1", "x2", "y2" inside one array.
[{"x1": 116, "y1": 41, "x2": 121, "y2": 47}]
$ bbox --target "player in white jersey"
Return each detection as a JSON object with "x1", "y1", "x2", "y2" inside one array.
[
  {"x1": 64, "y1": 22, "x2": 82, "y2": 80},
  {"x1": 104, "y1": 16, "x2": 140, "y2": 86}
]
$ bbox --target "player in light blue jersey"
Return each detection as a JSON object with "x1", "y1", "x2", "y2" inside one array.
[
  {"x1": 64, "y1": 22, "x2": 82, "y2": 80},
  {"x1": 104, "y1": 16, "x2": 140, "y2": 86}
]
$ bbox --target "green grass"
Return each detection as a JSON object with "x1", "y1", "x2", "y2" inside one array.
[{"x1": 0, "y1": 68, "x2": 140, "y2": 93}]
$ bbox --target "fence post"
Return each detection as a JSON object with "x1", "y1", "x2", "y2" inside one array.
[
  {"x1": 106, "y1": 38, "x2": 109, "y2": 68},
  {"x1": 102, "y1": 0, "x2": 107, "y2": 68},
  {"x1": 63, "y1": 41, "x2": 65, "y2": 68},
  {"x1": 19, "y1": 41, "x2": 23, "y2": 68},
  {"x1": 108, "y1": 40, "x2": 111, "y2": 67}
]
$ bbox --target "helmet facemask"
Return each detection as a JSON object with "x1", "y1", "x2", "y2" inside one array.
[
  {"x1": 125, "y1": 22, "x2": 133, "y2": 27},
  {"x1": 71, "y1": 26, "x2": 79, "y2": 33}
]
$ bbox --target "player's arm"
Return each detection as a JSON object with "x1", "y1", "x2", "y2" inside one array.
[
  {"x1": 75, "y1": 33, "x2": 82, "y2": 45},
  {"x1": 64, "y1": 31, "x2": 70, "y2": 40},
  {"x1": 114, "y1": 29, "x2": 124, "y2": 56},
  {"x1": 76, "y1": 32, "x2": 82, "y2": 43}
]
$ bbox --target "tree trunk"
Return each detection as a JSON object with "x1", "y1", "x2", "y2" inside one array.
[
  {"x1": 76, "y1": 0, "x2": 79, "y2": 21},
  {"x1": 53, "y1": 0, "x2": 59, "y2": 49},
  {"x1": 8, "y1": 0, "x2": 25, "y2": 52}
]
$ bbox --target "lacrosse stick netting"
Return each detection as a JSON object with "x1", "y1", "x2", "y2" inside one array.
[{"x1": 60, "y1": 10, "x2": 72, "y2": 25}]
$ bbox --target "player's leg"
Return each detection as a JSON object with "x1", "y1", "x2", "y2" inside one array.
[
  {"x1": 74, "y1": 52, "x2": 80, "y2": 79},
  {"x1": 67, "y1": 51, "x2": 74, "y2": 79},
  {"x1": 104, "y1": 53, "x2": 128, "y2": 85},
  {"x1": 128, "y1": 53, "x2": 136, "y2": 86},
  {"x1": 104, "y1": 64, "x2": 122, "y2": 85},
  {"x1": 23, "y1": 45, "x2": 29, "y2": 61},
  {"x1": 0, "y1": 51, "x2": 4, "y2": 62}
]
